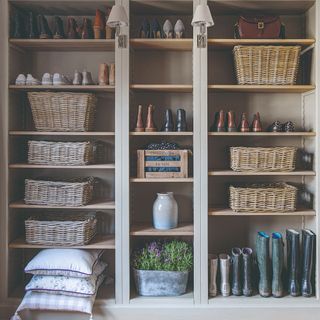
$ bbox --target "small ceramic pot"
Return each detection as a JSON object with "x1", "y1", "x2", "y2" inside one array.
[{"x1": 153, "y1": 192, "x2": 178, "y2": 230}]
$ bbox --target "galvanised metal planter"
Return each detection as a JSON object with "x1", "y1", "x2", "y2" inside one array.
[{"x1": 133, "y1": 269, "x2": 189, "y2": 296}]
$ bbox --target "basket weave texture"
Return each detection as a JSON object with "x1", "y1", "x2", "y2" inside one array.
[
  {"x1": 25, "y1": 213, "x2": 97, "y2": 246},
  {"x1": 28, "y1": 92, "x2": 97, "y2": 132},
  {"x1": 233, "y1": 45, "x2": 301, "y2": 85},
  {"x1": 24, "y1": 177, "x2": 95, "y2": 207},
  {"x1": 230, "y1": 183, "x2": 297, "y2": 213},
  {"x1": 230, "y1": 147, "x2": 297, "y2": 172},
  {"x1": 28, "y1": 140, "x2": 95, "y2": 166}
]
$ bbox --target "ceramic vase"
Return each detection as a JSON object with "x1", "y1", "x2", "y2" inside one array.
[{"x1": 153, "y1": 192, "x2": 178, "y2": 230}]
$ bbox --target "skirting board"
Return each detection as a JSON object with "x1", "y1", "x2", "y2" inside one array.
[{"x1": 2, "y1": 305, "x2": 320, "y2": 320}]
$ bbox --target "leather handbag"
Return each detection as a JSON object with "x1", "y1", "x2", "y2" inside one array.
[{"x1": 234, "y1": 16, "x2": 285, "y2": 39}]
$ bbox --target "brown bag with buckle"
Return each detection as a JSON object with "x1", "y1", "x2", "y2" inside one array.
[{"x1": 234, "y1": 16, "x2": 285, "y2": 39}]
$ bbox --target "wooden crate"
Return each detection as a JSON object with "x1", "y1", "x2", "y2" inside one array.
[{"x1": 137, "y1": 150, "x2": 189, "y2": 178}]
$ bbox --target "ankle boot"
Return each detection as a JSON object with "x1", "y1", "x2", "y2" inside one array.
[
  {"x1": 134, "y1": 105, "x2": 145, "y2": 132},
  {"x1": 272, "y1": 232, "x2": 284, "y2": 298},
  {"x1": 176, "y1": 109, "x2": 187, "y2": 132},
  {"x1": 231, "y1": 248, "x2": 242, "y2": 296},
  {"x1": 28, "y1": 12, "x2": 39, "y2": 39},
  {"x1": 38, "y1": 15, "x2": 52, "y2": 39},
  {"x1": 219, "y1": 254, "x2": 231, "y2": 297},
  {"x1": 82, "y1": 71, "x2": 94, "y2": 85},
  {"x1": 12, "y1": 12, "x2": 25, "y2": 38},
  {"x1": 53, "y1": 16, "x2": 65, "y2": 39},
  {"x1": 239, "y1": 112, "x2": 250, "y2": 132},
  {"x1": 94, "y1": 9, "x2": 105, "y2": 39},
  {"x1": 98, "y1": 63, "x2": 109, "y2": 85},
  {"x1": 242, "y1": 247, "x2": 254, "y2": 296},
  {"x1": 81, "y1": 18, "x2": 93, "y2": 39},
  {"x1": 145, "y1": 104, "x2": 157, "y2": 132},
  {"x1": 67, "y1": 17, "x2": 79, "y2": 39},
  {"x1": 162, "y1": 109, "x2": 174, "y2": 132},
  {"x1": 210, "y1": 112, "x2": 219, "y2": 132},
  {"x1": 252, "y1": 112, "x2": 262, "y2": 132},
  {"x1": 227, "y1": 111, "x2": 237, "y2": 132},
  {"x1": 109, "y1": 63, "x2": 115, "y2": 86},
  {"x1": 217, "y1": 110, "x2": 226, "y2": 132},
  {"x1": 256, "y1": 232, "x2": 271, "y2": 297},
  {"x1": 208, "y1": 254, "x2": 218, "y2": 297},
  {"x1": 301, "y1": 229, "x2": 316, "y2": 297},
  {"x1": 286, "y1": 229, "x2": 301, "y2": 296}
]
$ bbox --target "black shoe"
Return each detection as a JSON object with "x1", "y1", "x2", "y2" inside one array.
[
  {"x1": 28, "y1": 12, "x2": 39, "y2": 38},
  {"x1": 151, "y1": 18, "x2": 163, "y2": 38},
  {"x1": 139, "y1": 18, "x2": 150, "y2": 38},
  {"x1": 38, "y1": 15, "x2": 52, "y2": 39},
  {"x1": 268, "y1": 121, "x2": 282, "y2": 132},
  {"x1": 282, "y1": 121, "x2": 295, "y2": 132},
  {"x1": 162, "y1": 109, "x2": 174, "y2": 132},
  {"x1": 53, "y1": 16, "x2": 65, "y2": 39},
  {"x1": 12, "y1": 12, "x2": 25, "y2": 38},
  {"x1": 176, "y1": 109, "x2": 187, "y2": 132}
]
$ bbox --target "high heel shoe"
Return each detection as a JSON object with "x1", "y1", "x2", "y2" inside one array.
[
  {"x1": 163, "y1": 19, "x2": 173, "y2": 38},
  {"x1": 67, "y1": 17, "x2": 79, "y2": 39},
  {"x1": 53, "y1": 16, "x2": 65, "y2": 39},
  {"x1": 81, "y1": 18, "x2": 94, "y2": 39},
  {"x1": 151, "y1": 18, "x2": 163, "y2": 38},
  {"x1": 174, "y1": 19, "x2": 185, "y2": 38},
  {"x1": 139, "y1": 18, "x2": 150, "y2": 38}
]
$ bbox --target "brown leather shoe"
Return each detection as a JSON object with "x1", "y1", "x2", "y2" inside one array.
[
  {"x1": 252, "y1": 112, "x2": 262, "y2": 132},
  {"x1": 67, "y1": 17, "x2": 79, "y2": 39},
  {"x1": 217, "y1": 110, "x2": 226, "y2": 132},
  {"x1": 81, "y1": 18, "x2": 94, "y2": 39},
  {"x1": 134, "y1": 105, "x2": 145, "y2": 132},
  {"x1": 145, "y1": 104, "x2": 157, "y2": 132},
  {"x1": 98, "y1": 63, "x2": 109, "y2": 85},
  {"x1": 227, "y1": 111, "x2": 237, "y2": 132},
  {"x1": 239, "y1": 113, "x2": 250, "y2": 132},
  {"x1": 94, "y1": 9, "x2": 105, "y2": 39}
]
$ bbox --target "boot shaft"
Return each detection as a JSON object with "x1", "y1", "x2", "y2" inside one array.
[
  {"x1": 208, "y1": 254, "x2": 218, "y2": 297},
  {"x1": 286, "y1": 229, "x2": 300, "y2": 296},
  {"x1": 272, "y1": 232, "x2": 284, "y2": 297},
  {"x1": 231, "y1": 247, "x2": 242, "y2": 295},
  {"x1": 242, "y1": 247, "x2": 253, "y2": 296}
]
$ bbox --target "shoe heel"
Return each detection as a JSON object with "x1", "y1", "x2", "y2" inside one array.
[
  {"x1": 175, "y1": 31, "x2": 183, "y2": 38},
  {"x1": 165, "y1": 31, "x2": 173, "y2": 38}
]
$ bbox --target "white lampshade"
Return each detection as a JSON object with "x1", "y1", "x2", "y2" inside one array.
[
  {"x1": 106, "y1": 4, "x2": 129, "y2": 28},
  {"x1": 191, "y1": 4, "x2": 214, "y2": 27}
]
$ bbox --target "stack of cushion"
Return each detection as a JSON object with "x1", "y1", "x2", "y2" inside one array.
[{"x1": 11, "y1": 249, "x2": 106, "y2": 320}]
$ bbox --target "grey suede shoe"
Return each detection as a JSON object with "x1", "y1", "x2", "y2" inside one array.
[{"x1": 73, "y1": 70, "x2": 82, "y2": 85}]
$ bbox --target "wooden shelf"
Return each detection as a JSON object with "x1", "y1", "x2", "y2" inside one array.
[
  {"x1": 130, "y1": 84, "x2": 192, "y2": 93},
  {"x1": 9, "y1": 39, "x2": 115, "y2": 51},
  {"x1": 208, "y1": 38, "x2": 315, "y2": 50},
  {"x1": 9, "y1": 163, "x2": 115, "y2": 169},
  {"x1": 208, "y1": 132, "x2": 316, "y2": 137},
  {"x1": 130, "y1": 223, "x2": 194, "y2": 236},
  {"x1": 130, "y1": 131, "x2": 193, "y2": 136},
  {"x1": 208, "y1": 85, "x2": 315, "y2": 93},
  {"x1": 9, "y1": 85, "x2": 115, "y2": 92},
  {"x1": 130, "y1": 39, "x2": 192, "y2": 51},
  {"x1": 208, "y1": 170, "x2": 316, "y2": 176},
  {"x1": 208, "y1": 208, "x2": 316, "y2": 216},
  {"x1": 130, "y1": 178, "x2": 193, "y2": 183},
  {"x1": 9, "y1": 199, "x2": 115, "y2": 210},
  {"x1": 9, "y1": 235, "x2": 115, "y2": 249},
  {"x1": 9, "y1": 131, "x2": 115, "y2": 136}
]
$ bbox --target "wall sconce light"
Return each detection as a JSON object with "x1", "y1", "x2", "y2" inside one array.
[
  {"x1": 191, "y1": 4, "x2": 214, "y2": 48},
  {"x1": 106, "y1": 4, "x2": 129, "y2": 48}
]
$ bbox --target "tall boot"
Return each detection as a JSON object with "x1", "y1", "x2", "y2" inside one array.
[
  {"x1": 145, "y1": 105, "x2": 157, "y2": 132},
  {"x1": 242, "y1": 247, "x2": 254, "y2": 296},
  {"x1": 208, "y1": 254, "x2": 218, "y2": 297},
  {"x1": 272, "y1": 232, "x2": 284, "y2": 298},
  {"x1": 219, "y1": 253, "x2": 231, "y2": 297},
  {"x1": 12, "y1": 12, "x2": 25, "y2": 38},
  {"x1": 286, "y1": 229, "x2": 301, "y2": 296},
  {"x1": 162, "y1": 109, "x2": 174, "y2": 132},
  {"x1": 38, "y1": 15, "x2": 52, "y2": 39},
  {"x1": 231, "y1": 248, "x2": 242, "y2": 296},
  {"x1": 134, "y1": 105, "x2": 145, "y2": 132},
  {"x1": 256, "y1": 232, "x2": 271, "y2": 297},
  {"x1": 227, "y1": 111, "x2": 237, "y2": 132},
  {"x1": 176, "y1": 109, "x2": 187, "y2": 132},
  {"x1": 28, "y1": 12, "x2": 39, "y2": 39},
  {"x1": 301, "y1": 229, "x2": 316, "y2": 297}
]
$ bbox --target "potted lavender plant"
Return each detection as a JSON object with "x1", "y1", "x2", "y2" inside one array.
[{"x1": 131, "y1": 240, "x2": 193, "y2": 296}]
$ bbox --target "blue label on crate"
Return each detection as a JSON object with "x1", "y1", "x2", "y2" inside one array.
[
  {"x1": 145, "y1": 156, "x2": 181, "y2": 161},
  {"x1": 145, "y1": 167, "x2": 181, "y2": 172}
]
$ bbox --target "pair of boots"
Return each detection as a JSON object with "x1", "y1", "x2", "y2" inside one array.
[
  {"x1": 208, "y1": 249, "x2": 253, "y2": 297},
  {"x1": 256, "y1": 230, "x2": 315, "y2": 298},
  {"x1": 134, "y1": 105, "x2": 157, "y2": 132},
  {"x1": 162, "y1": 109, "x2": 187, "y2": 132}
]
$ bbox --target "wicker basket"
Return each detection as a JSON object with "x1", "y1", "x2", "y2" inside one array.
[
  {"x1": 233, "y1": 45, "x2": 301, "y2": 85},
  {"x1": 230, "y1": 183, "x2": 297, "y2": 213},
  {"x1": 28, "y1": 141, "x2": 96, "y2": 166},
  {"x1": 25, "y1": 213, "x2": 97, "y2": 246},
  {"x1": 27, "y1": 92, "x2": 97, "y2": 132},
  {"x1": 24, "y1": 177, "x2": 95, "y2": 207},
  {"x1": 230, "y1": 147, "x2": 297, "y2": 172}
]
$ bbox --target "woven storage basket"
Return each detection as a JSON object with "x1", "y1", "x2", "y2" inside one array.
[
  {"x1": 24, "y1": 177, "x2": 95, "y2": 206},
  {"x1": 230, "y1": 147, "x2": 297, "y2": 172},
  {"x1": 27, "y1": 92, "x2": 97, "y2": 132},
  {"x1": 25, "y1": 213, "x2": 97, "y2": 246},
  {"x1": 230, "y1": 183, "x2": 297, "y2": 213},
  {"x1": 28, "y1": 141, "x2": 96, "y2": 166},
  {"x1": 233, "y1": 45, "x2": 301, "y2": 85}
]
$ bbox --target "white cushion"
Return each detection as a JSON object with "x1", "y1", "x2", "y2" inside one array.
[{"x1": 25, "y1": 249, "x2": 103, "y2": 278}]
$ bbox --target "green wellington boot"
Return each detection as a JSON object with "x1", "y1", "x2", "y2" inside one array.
[
  {"x1": 272, "y1": 232, "x2": 284, "y2": 298},
  {"x1": 256, "y1": 232, "x2": 271, "y2": 297}
]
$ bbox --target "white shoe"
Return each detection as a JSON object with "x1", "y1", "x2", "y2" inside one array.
[
  {"x1": 26, "y1": 74, "x2": 41, "y2": 85},
  {"x1": 15, "y1": 74, "x2": 26, "y2": 85},
  {"x1": 174, "y1": 19, "x2": 185, "y2": 38},
  {"x1": 53, "y1": 73, "x2": 71, "y2": 85},
  {"x1": 42, "y1": 73, "x2": 53, "y2": 85}
]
